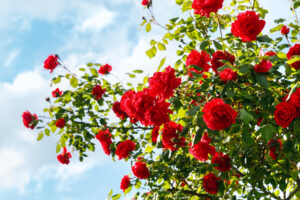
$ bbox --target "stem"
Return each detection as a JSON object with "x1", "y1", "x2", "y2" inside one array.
[
  {"x1": 167, "y1": 188, "x2": 211, "y2": 199},
  {"x1": 252, "y1": 0, "x2": 256, "y2": 10},
  {"x1": 73, "y1": 120, "x2": 153, "y2": 130},
  {"x1": 285, "y1": 35, "x2": 291, "y2": 47},
  {"x1": 216, "y1": 14, "x2": 226, "y2": 52}
]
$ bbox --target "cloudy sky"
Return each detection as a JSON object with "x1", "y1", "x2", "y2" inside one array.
[{"x1": 0, "y1": 0, "x2": 297, "y2": 200}]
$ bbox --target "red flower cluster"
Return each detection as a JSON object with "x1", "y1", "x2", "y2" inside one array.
[
  {"x1": 203, "y1": 98, "x2": 237, "y2": 130},
  {"x1": 57, "y1": 147, "x2": 72, "y2": 165},
  {"x1": 149, "y1": 66, "x2": 181, "y2": 99},
  {"x1": 211, "y1": 152, "x2": 232, "y2": 172},
  {"x1": 266, "y1": 51, "x2": 276, "y2": 56},
  {"x1": 98, "y1": 64, "x2": 112, "y2": 75},
  {"x1": 253, "y1": 59, "x2": 272, "y2": 73},
  {"x1": 22, "y1": 111, "x2": 38, "y2": 129},
  {"x1": 52, "y1": 88, "x2": 62, "y2": 98},
  {"x1": 268, "y1": 139, "x2": 282, "y2": 160},
  {"x1": 44, "y1": 55, "x2": 59, "y2": 73},
  {"x1": 120, "y1": 175, "x2": 131, "y2": 192},
  {"x1": 219, "y1": 68, "x2": 237, "y2": 81},
  {"x1": 161, "y1": 121, "x2": 185, "y2": 151},
  {"x1": 132, "y1": 161, "x2": 150, "y2": 179},
  {"x1": 55, "y1": 118, "x2": 66, "y2": 128},
  {"x1": 141, "y1": 0, "x2": 150, "y2": 6},
  {"x1": 95, "y1": 129, "x2": 112, "y2": 155},
  {"x1": 211, "y1": 51, "x2": 235, "y2": 74},
  {"x1": 203, "y1": 173, "x2": 221, "y2": 194},
  {"x1": 192, "y1": 0, "x2": 224, "y2": 17},
  {"x1": 112, "y1": 102, "x2": 128, "y2": 120},
  {"x1": 281, "y1": 25, "x2": 290, "y2": 35},
  {"x1": 287, "y1": 44, "x2": 300, "y2": 70},
  {"x1": 189, "y1": 132, "x2": 215, "y2": 161},
  {"x1": 151, "y1": 126, "x2": 160, "y2": 143},
  {"x1": 92, "y1": 85, "x2": 106, "y2": 100},
  {"x1": 120, "y1": 89, "x2": 172, "y2": 126},
  {"x1": 186, "y1": 50, "x2": 211, "y2": 77},
  {"x1": 115, "y1": 140, "x2": 136, "y2": 160},
  {"x1": 231, "y1": 11, "x2": 265, "y2": 42}
]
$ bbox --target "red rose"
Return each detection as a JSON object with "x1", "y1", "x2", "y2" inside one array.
[
  {"x1": 143, "y1": 99, "x2": 172, "y2": 126},
  {"x1": 98, "y1": 64, "x2": 112, "y2": 75},
  {"x1": 95, "y1": 129, "x2": 112, "y2": 155},
  {"x1": 22, "y1": 111, "x2": 38, "y2": 129},
  {"x1": 231, "y1": 11, "x2": 265, "y2": 42},
  {"x1": 274, "y1": 102, "x2": 296, "y2": 128},
  {"x1": 120, "y1": 175, "x2": 131, "y2": 192},
  {"x1": 92, "y1": 85, "x2": 106, "y2": 100},
  {"x1": 287, "y1": 44, "x2": 300, "y2": 70},
  {"x1": 268, "y1": 139, "x2": 282, "y2": 160},
  {"x1": 120, "y1": 90, "x2": 138, "y2": 120},
  {"x1": 149, "y1": 66, "x2": 181, "y2": 99},
  {"x1": 141, "y1": 0, "x2": 150, "y2": 6},
  {"x1": 57, "y1": 147, "x2": 72, "y2": 165},
  {"x1": 189, "y1": 132, "x2": 216, "y2": 161},
  {"x1": 203, "y1": 98, "x2": 237, "y2": 130},
  {"x1": 266, "y1": 51, "x2": 276, "y2": 56},
  {"x1": 112, "y1": 102, "x2": 128, "y2": 120},
  {"x1": 257, "y1": 117, "x2": 263, "y2": 126},
  {"x1": 132, "y1": 161, "x2": 150, "y2": 179},
  {"x1": 290, "y1": 88, "x2": 300, "y2": 108},
  {"x1": 162, "y1": 121, "x2": 185, "y2": 151},
  {"x1": 219, "y1": 68, "x2": 237, "y2": 81},
  {"x1": 211, "y1": 51, "x2": 235, "y2": 74},
  {"x1": 55, "y1": 118, "x2": 66, "y2": 128},
  {"x1": 186, "y1": 50, "x2": 211, "y2": 77},
  {"x1": 44, "y1": 55, "x2": 59, "y2": 73},
  {"x1": 151, "y1": 126, "x2": 160, "y2": 143},
  {"x1": 253, "y1": 59, "x2": 272, "y2": 73},
  {"x1": 281, "y1": 25, "x2": 290, "y2": 35},
  {"x1": 211, "y1": 152, "x2": 232, "y2": 172},
  {"x1": 203, "y1": 173, "x2": 221, "y2": 194},
  {"x1": 52, "y1": 88, "x2": 62, "y2": 98},
  {"x1": 192, "y1": 0, "x2": 224, "y2": 17},
  {"x1": 115, "y1": 140, "x2": 136, "y2": 160}
]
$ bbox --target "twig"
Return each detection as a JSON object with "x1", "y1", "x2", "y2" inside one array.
[
  {"x1": 168, "y1": 188, "x2": 211, "y2": 199},
  {"x1": 286, "y1": 179, "x2": 300, "y2": 200}
]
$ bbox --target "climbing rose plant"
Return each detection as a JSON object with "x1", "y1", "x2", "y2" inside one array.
[{"x1": 22, "y1": 0, "x2": 300, "y2": 199}]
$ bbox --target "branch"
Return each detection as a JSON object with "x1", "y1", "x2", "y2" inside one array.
[
  {"x1": 168, "y1": 188, "x2": 211, "y2": 199},
  {"x1": 287, "y1": 179, "x2": 300, "y2": 200},
  {"x1": 73, "y1": 120, "x2": 153, "y2": 130},
  {"x1": 232, "y1": 166, "x2": 245, "y2": 177},
  {"x1": 260, "y1": 186, "x2": 282, "y2": 200}
]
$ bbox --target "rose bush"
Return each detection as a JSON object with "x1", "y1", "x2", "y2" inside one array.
[{"x1": 22, "y1": 0, "x2": 300, "y2": 199}]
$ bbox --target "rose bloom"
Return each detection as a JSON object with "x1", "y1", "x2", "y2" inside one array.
[
  {"x1": 268, "y1": 139, "x2": 282, "y2": 160},
  {"x1": 231, "y1": 11, "x2": 265, "y2": 42},
  {"x1": 186, "y1": 50, "x2": 211, "y2": 77},
  {"x1": 52, "y1": 88, "x2": 63, "y2": 98},
  {"x1": 95, "y1": 129, "x2": 112, "y2": 155},
  {"x1": 290, "y1": 88, "x2": 300, "y2": 108},
  {"x1": 120, "y1": 175, "x2": 131, "y2": 192},
  {"x1": 151, "y1": 126, "x2": 160, "y2": 143},
  {"x1": 149, "y1": 66, "x2": 181, "y2": 99},
  {"x1": 132, "y1": 161, "x2": 150, "y2": 179},
  {"x1": 98, "y1": 64, "x2": 112, "y2": 75},
  {"x1": 192, "y1": 0, "x2": 224, "y2": 17},
  {"x1": 189, "y1": 132, "x2": 216, "y2": 161},
  {"x1": 274, "y1": 102, "x2": 296, "y2": 128},
  {"x1": 203, "y1": 173, "x2": 221, "y2": 194},
  {"x1": 281, "y1": 25, "x2": 290, "y2": 35},
  {"x1": 141, "y1": 0, "x2": 150, "y2": 6},
  {"x1": 22, "y1": 110, "x2": 38, "y2": 129},
  {"x1": 162, "y1": 121, "x2": 185, "y2": 151},
  {"x1": 219, "y1": 68, "x2": 237, "y2": 81},
  {"x1": 55, "y1": 118, "x2": 66, "y2": 128},
  {"x1": 115, "y1": 140, "x2": 136, "y2": 160},
  {"x1": 266, "y1": 51, "x2": 276, "y2": 56},
  {"x1": 287, "y1": 44, "x2": 300, "y2": 70},
  {"x1": 92, "y1": 85, "x2": 106, "y2": 100},
  {"x1": 57, "y1": 147, "x2": 72, "y2": 165},
  {"x1": 203, "y1": 98, "x2": 237, "y2": 130},
  {"x1": 112, "y1": 102, "x2": 128, "y2": 120},
  {"x1": 212, "y1": 152, "x2": 232, "y2": 172},
  {"x1": 253, "y1": 59, "x2": 272, "y2": 73},
  {"x1": 211, "y1": 51, "x2": 235, "y2": 74},
  {"x1": 44, "y1": 55, "x2": 59, "y2": 73},
  {"x1": 120, "y1": 90, "x2": 138, "y2": 120},
  {"x1": 143, "y1": 99, "x2": 172, "y2": 126}
]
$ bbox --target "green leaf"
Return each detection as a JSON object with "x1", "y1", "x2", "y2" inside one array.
[
  {"x1": 257, "y1": 35, "x2": 272, "y2": 43},
  {"x1": 200, "y1": 40, "x2": 210, "y2": 50},
  {"x1": 133, "y1": 70, "x2": 143, "y2": 73},
  {"x1": 90, "y1": 68, "x2": 99, "y2": 77},
  {"x1": 45, "y1": 128, "x2": 50, "y2": 136},
  {"x1": 157, "y1": 57, "x2": 166, "y2": 71},
  {"x1": 37, "y1": 132, "x2": 44, "y2": 141},
  {"x1": 70, "y1": 76, "x2": 78, "y2": 88},
  {"x1": 277, "y1": 52, "x2": 287, "y2": 59},
  {"x1": 213, "y1": 40, "x2": 223, "y2": 50},
  {"x1": 87, "y1": 63, "x2": 93, "y2": 67},
  {"x1": 242, "y1": 129, "x2": 253, "y2": 145},
  {"x1": 56, "y1": 143, "x2": 61, "y2": 153},
  {"x1": 189, "y1": 65, "x2": 203, "y2": 72},
  {"x1": 287, "y1": 55, "x2": 300, "y2": 65},
  {"x1": 255, "y1": 73, "x2": 269, "y2": 89},
  {"x1": 239, "y1": 64, "x2": 250, "y2": 74},
  {"x1": 157, "y1": 43, "x2": 166, "y2": 51},
  {"x1": 108, "y1": 189, "x2": 113, "y2": 197},
  {"x1": 135, "y1": 180, "x2": 141, "y2": 189},
  {"x1": 146, "y1": 46, "x2": 157, "y2": 59},
  {"x1": 52, "y1": 76, "x2": 61, "y2": 84},
  {"x1": 180, "y1": 125, "x2": 190, "y2": 137},
  {"x1": 258, "y1": 125, "x2": 276, "y2": 142},
  {"x1": 112, "y1": 194, "x2": 121, "y2": 200},
  {"x1": 192, "y1": 129, "x2": 202, "y2": 146},
  {"x1": 145, "y1": 145, "x2": 154, "y2": 153},
  {"x1": 146, "y1": 22, "x2": 151, "y2": 32},
  {"x1": 239, "y1": 109, "x2": 253, "y2": 123},
  {"x1": 187, "y1": 106, "x2": 199, "y2": 116}
]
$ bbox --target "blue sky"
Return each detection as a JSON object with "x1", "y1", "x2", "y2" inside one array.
[{"x1": 0, "y1": 0, "x2": 298, "y2": 200}]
